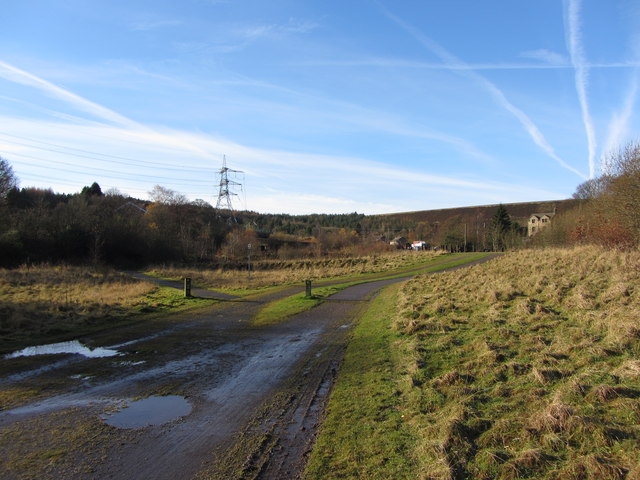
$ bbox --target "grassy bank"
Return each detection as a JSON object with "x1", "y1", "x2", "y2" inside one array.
[
  {"x1": 0, "y1": 266, "x2": 216, "y2": 353},
  {"x1": 304, "y1": 284, "x2": 417, "y2": 479},
  {"x1": 307, "y1": 246, "x2": 640, "y2": 479}
]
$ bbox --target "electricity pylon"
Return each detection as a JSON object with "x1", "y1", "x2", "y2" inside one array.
[{"x1": 215, "y1": 155, "x2": 243, "y2": 221}]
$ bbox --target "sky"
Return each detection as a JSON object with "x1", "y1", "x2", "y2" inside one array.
[{"x1": 0, "y1": 0, "x2": 639, "y2": 215}]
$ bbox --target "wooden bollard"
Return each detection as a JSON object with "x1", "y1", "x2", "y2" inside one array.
[
  {"x1": 305, "y1": 279, "x2": 312, "y2": 297},
  {"x1": 184, "y1": 277, "x2": 192, "y2": 298}
]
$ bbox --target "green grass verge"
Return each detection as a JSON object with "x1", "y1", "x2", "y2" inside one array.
[
  {"x1": 251, "y1": 253, "x2": 489, "y2": 327},
  {"x1": 252, "y1": 285, "x2": 343, "y2": 326},
  {"x1": 137, "y1": 286, "x2": 219, "y2": 312},
  {"x1": 303, "y1": 283, "x2": 417, "y2": 479}
]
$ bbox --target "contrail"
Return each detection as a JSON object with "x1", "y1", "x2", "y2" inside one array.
[
  {"x1": 0, "y1": 60, "x2": 215, "y2": 160},
  {"x1": 601, "y1": 70, "x2": 639, "y2": 171},
  {"x1": 0, "y1": 60, "x2": 144, "y2": 131},
  {"x1": 601, "y1": 22, "x2": 640, "y2": 173},
  {"x1": 379, "y1": 5, "x2": 587, "y2": 179},
  {"x1": 564, "y1": 0, "x2": 597, "y2": 178}
]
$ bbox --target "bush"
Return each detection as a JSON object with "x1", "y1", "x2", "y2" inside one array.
[{"x1": 0, "y1": 230, "x2": 24, "y2": 267}]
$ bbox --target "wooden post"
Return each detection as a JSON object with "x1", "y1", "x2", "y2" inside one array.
[
  {"x1": 305, "y1": 280, "x2": 312, "y2": 297},
  {"x1": 184, "y1": 277, "x2": 192, "y2": 298}
]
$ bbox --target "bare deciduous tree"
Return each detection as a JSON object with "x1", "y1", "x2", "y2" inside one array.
[
  {"x1": 148, "y1": 185, "x2": 188, "y2": 205},
  {"x1": 572, "y1": 175, "x2": 612, "y2": 200},
  {"x1": 0, "y1": 156, "x2": 18, "y2": 198}
]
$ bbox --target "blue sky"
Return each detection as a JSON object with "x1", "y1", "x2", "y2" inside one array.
[{"x1": 0, "y1": 0, "x2": 638, "y2": 214}]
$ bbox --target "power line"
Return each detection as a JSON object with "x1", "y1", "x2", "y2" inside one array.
[
  {"x1": 18, "y1": 172, "x2": 214, "y2": 198},
  {"x1": 9, "y1": 152, "x2": 213, "y2": 185},
  {"x1": 0, "y1": 132, "x2": 214, "y2": 174}
]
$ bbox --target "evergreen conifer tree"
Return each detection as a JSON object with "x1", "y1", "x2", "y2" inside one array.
[{"x1": 491, "y1": 204, "x2": 511, "y2": 251}]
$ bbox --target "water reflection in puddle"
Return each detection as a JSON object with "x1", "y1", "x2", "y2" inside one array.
[
  {"x1": 103, "y1": 396, "x2": 192, "y2": 429},
  {"x1": 5, "y1": 340, "x2": 121, "y2": 359}
]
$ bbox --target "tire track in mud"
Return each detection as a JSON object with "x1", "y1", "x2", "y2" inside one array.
[
  {"x1": 208, "y1": 254, "x2": 501, "y2": 480},
  {"x1": 200, "y1": 277, "x2": 416, "y2": 480}
]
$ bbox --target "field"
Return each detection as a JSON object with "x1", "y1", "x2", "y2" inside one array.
[
  {"x1": 306, "y1": 246, "x2": 640, "y2": 479},
  {"x1": 5, "y1": 247, "x2": 637, "y2": 478},
  {"x1": 0, "y1": 266, "x2": 214, "y2": 353},
  {"x1": 0, "y1": 252, "x2": 488, "y2": 480},
  {"x1": 0, "y1": 251, "x2": 444, "y2": 352},
  {"x1": 145, "y1": 250, "x2": 442, "y2": 290}
]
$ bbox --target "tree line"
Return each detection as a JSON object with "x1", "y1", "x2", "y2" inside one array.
[
  {"x1": 4, "y1": 140, "x2": 633, "y2": 269},
  {"x1": 0, "y1": 179, "x2": 224, "y2": 267},
  {"x1": 0, "y1": 155, "x2": 536, "y2": 268},
  {"x1": 0, "y1": 158, "x2": 381, "y2": 267},
  {"x1": 532, "y1": 141, "x2": 640, "y2": 249}
]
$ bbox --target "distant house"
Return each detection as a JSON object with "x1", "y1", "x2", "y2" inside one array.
[
  {"x1": 390, "y1": 236, "x2": 409, "y2": 249},
  {"x1": 411, "y1": 240, "x2": 428, "y2": 250},
  {"x1": 528, "y1": 212, "x2": 555, "y2": 237}
]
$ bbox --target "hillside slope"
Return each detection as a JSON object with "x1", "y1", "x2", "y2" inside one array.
[
  {"x1": 306, "y1": 246, "x2": 639, "y2": 479},
  {"x1": 394, "y1": 246, "x2": 639, "y2": 478},
  {"x1": 376, "y1": 199, "x2": 579, "y2": 227}
]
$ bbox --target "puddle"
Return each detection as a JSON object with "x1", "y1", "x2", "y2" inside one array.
[
  {"x1": 115, "y1": 360, "x2": 146, "y2": 367},
  {"x1": 5, "y1": 340, "x2": 121, "y2": 359},
  {"x1": 103, "y1": 395, "x2": 192, "y2": 429}
]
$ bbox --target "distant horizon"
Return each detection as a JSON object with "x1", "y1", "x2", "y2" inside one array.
[
  {"x1": 9, "y1": 178, "x2": 573, "y2": 219},
  {"x1": 1, "y1": 1, "x2": 637, "y2": 214}
]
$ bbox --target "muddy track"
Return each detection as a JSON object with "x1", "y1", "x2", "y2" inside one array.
[{"x1": 0, "y1": 254, "x2": 498, "y2": 480}]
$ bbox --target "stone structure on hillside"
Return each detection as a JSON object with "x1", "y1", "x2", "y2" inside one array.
[{"x1": 528, "y1": 212, "x2": 555, "y2": 237}]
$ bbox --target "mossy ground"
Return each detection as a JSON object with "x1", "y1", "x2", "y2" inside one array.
[{"x1": 0, "y1": 407, "x2": 139, "y2": 480}]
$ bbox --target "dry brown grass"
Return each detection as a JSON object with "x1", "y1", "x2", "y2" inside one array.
[
  {"x1": 1, "y1": 265, "x2": 154, "y2": 305},
  {"x1": 558, "y1": 454, "x2": 628, "y2": 480},
  {"x1": 0, "y1": 265, "x2": 156, "y2": 351},
  {"x1": 148, "y1": 250, "x2": 442, "y2": 290},
  {"x1": 393, "y1": 245, "x2": 640, "y2": 479}
]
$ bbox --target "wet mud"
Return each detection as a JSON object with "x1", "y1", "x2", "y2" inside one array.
[{"x1": 103, "y1": 395, "x2": 192, "y2": 428}]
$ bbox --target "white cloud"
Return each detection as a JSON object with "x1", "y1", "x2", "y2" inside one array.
[
  {"x1": 0, "y1": 60, "x2": 145, "y2": 131},
  {"x1": 128, "y1": 19, "x2": 183, "y2": 32},
  {"x1": 0, "y1": 58, "x2": 569, "y2": 214},
  {"x1": 378, "y1": 7, "x2": 587, "y2": 179},
  {"x1": 301, "y1": 57, "x2": 636, "y2": 70},
  {"x1": 247, "y1": 192, "x2": 396, "y2": 215},
  {"x1": 564, "y1": 0, "x2": 597, "y2": 178},
  {"x1": 0, "y1": 58, "x2": 495, "y2": 173},
  {"x1": 601, "y1": 71, "x2": 639, "y2": 170},
  {"x1": 235, "y1": 19, "x2": 318, "y2": 40},
  {"x1": 520, "y1": 49, "x2": 568, "y2": 65},
  {"x1": 0, "y1": 112, "x2": 565, "y2": 213},
  {"x1": 282, "y1": 19, "x2": 318, "y2": 35}
]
